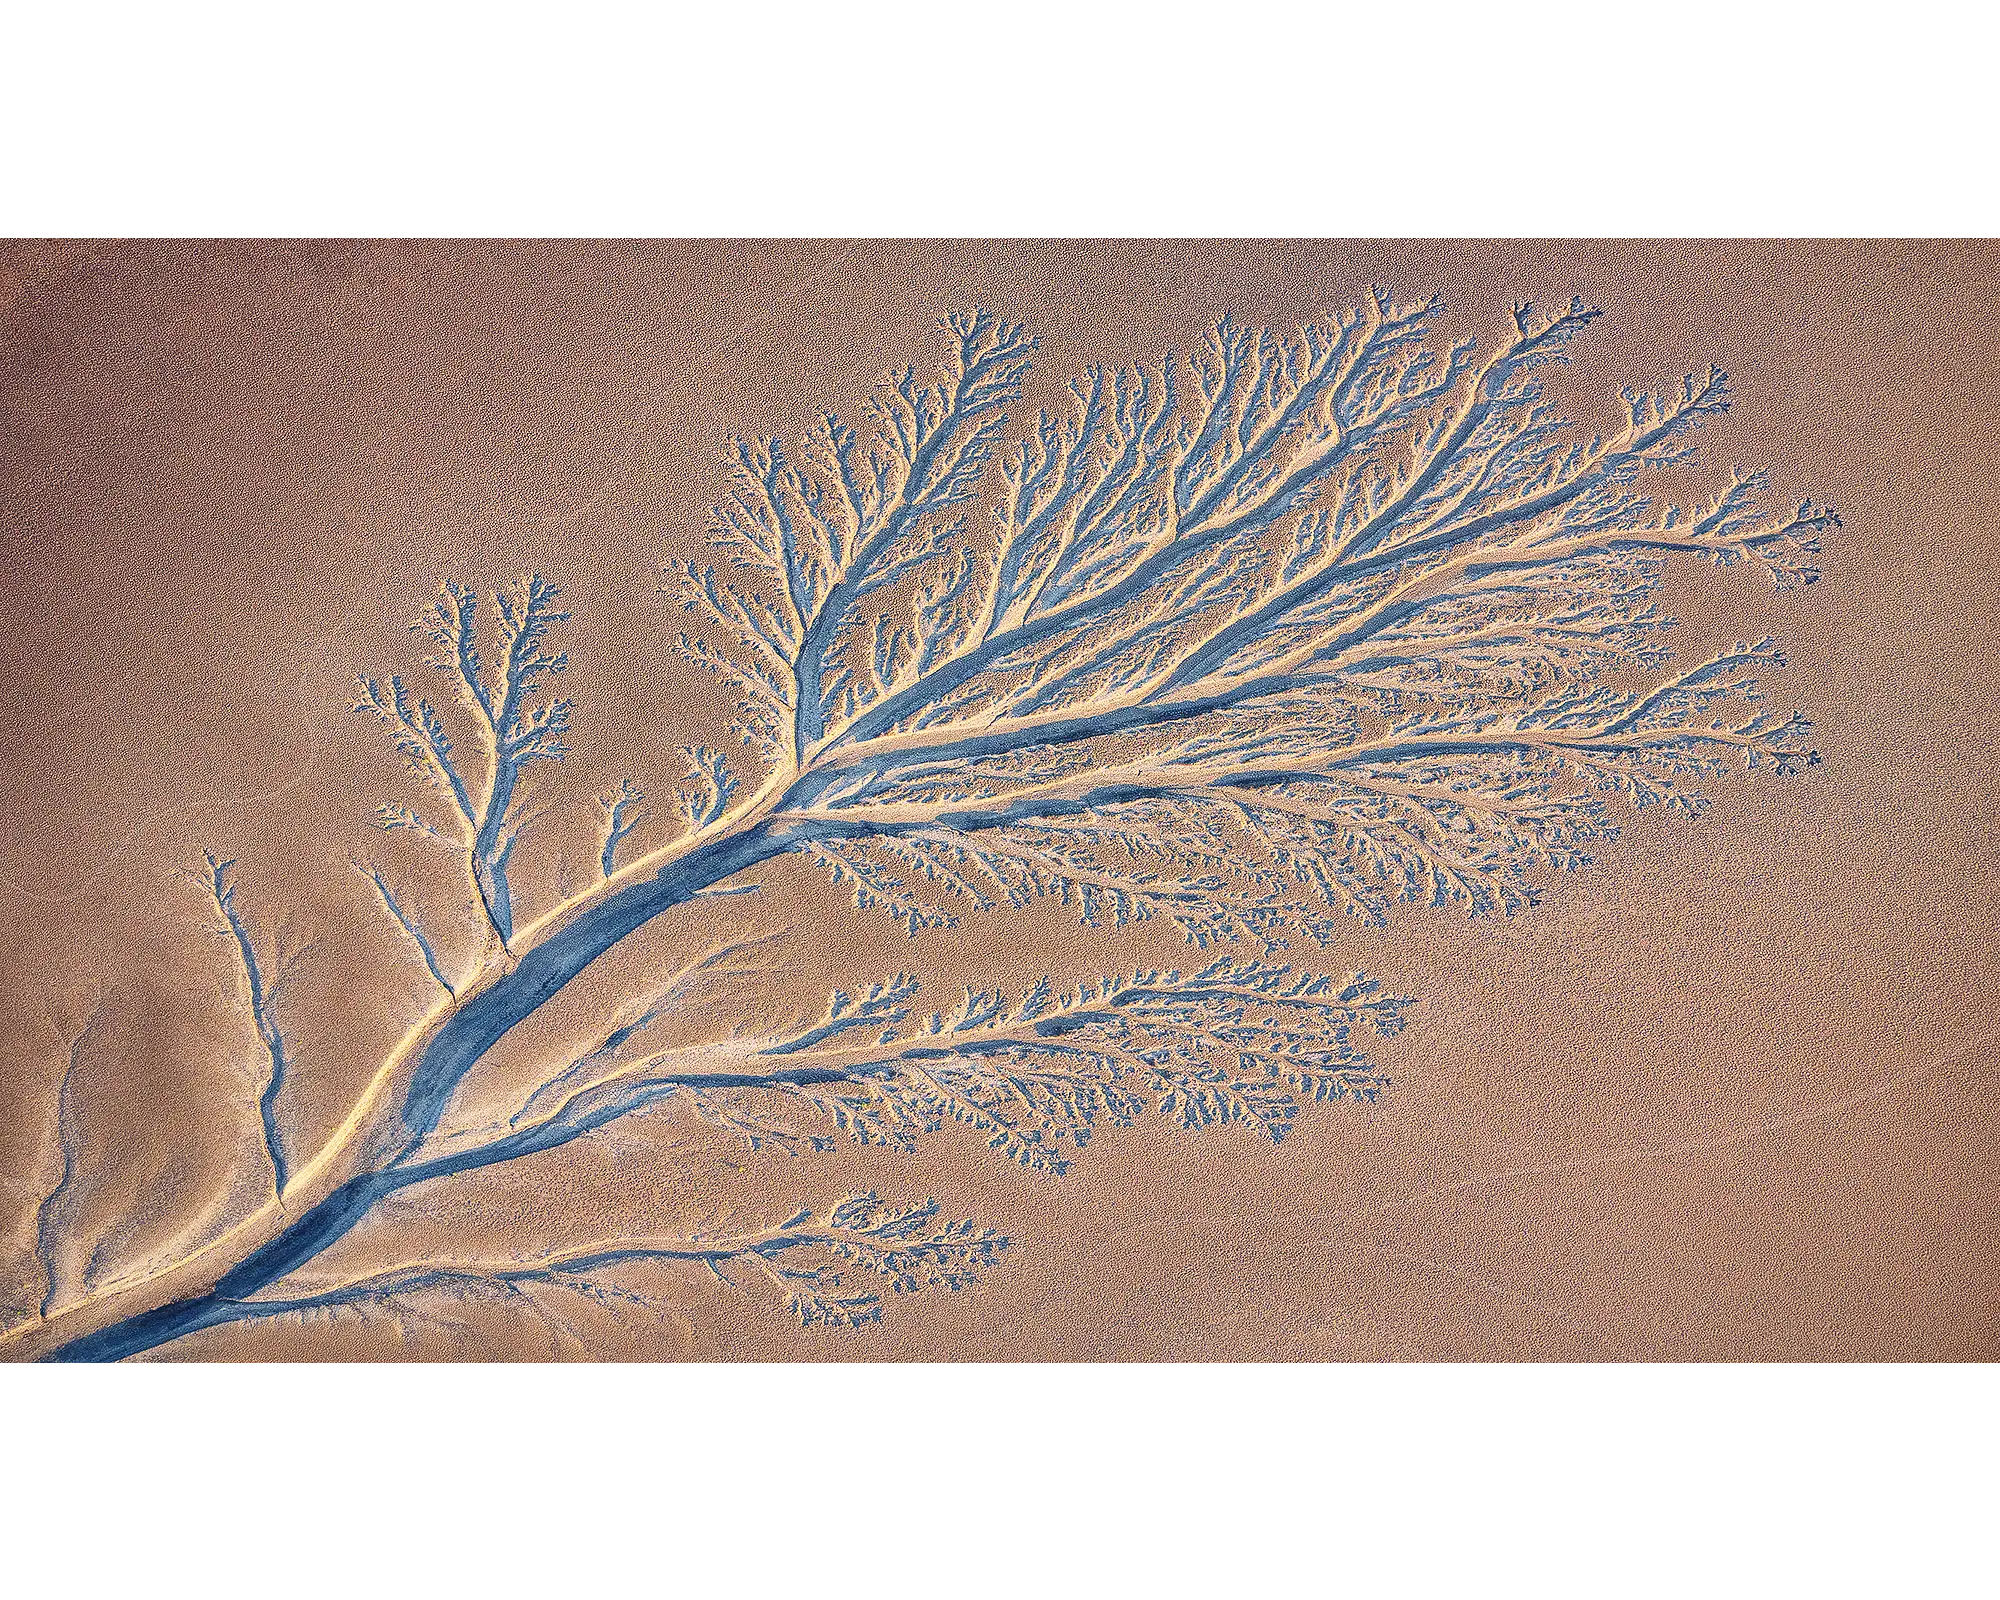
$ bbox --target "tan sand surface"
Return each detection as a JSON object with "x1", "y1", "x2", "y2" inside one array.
[{"x1": 1, "y1": 240, "x2": 1993, "y2": 1360}]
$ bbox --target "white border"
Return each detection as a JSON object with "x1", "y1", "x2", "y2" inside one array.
[
  {"x1": 3, "y1": 2, "x2": 1993, "y2": 235},
  {"x1": 4, "y1": 1364, "x2": 1993, "y2": 1595}
]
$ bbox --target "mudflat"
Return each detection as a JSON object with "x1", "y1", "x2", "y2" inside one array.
[{"x1": 2, "y1": 240, "x2": 1993, "y2": 1362}]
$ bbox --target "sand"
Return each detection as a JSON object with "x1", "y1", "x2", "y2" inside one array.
[{"x1": 1, "y1": 240, "x2": 1993, "y2": 1361}]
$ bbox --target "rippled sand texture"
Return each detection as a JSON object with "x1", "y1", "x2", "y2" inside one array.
[{"x1": 2, "y1": 241, "x2": 1993, "y2": 1360}]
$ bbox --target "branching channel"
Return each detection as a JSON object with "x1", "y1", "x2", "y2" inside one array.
[{"x1": 6, "y1": 292, "x2": 1835, "y2": 1362}]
